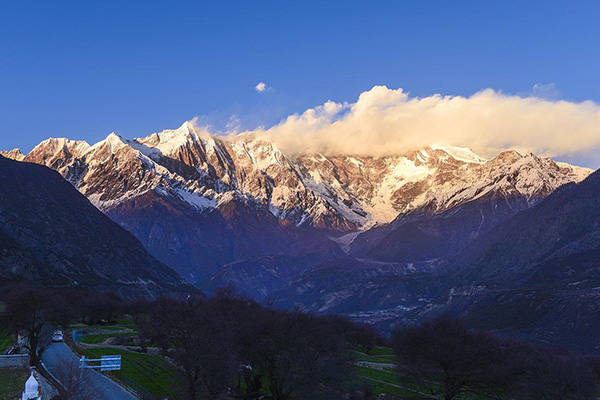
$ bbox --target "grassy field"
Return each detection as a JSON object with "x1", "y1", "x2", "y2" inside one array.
[
  {"x1": 0, "y1": 368, "x2": 28, "y2": 400},
  {"x1": 71, "y1": 323, "x2": 136, "y2": 332},
  {"x1": 355, "y1": 365, "x2": 426, "y2": 397},
  {"x1": 355, "y1": 364, "x2": 490, "y2": 399},
  {"x1": 82, "y1": 347, "x2": 180, "y2": 398},
  {"x1": 81, "y1": 332, "x2": 137, "y2": 344},
  {"x1": 351, "y1": 346, "x2": 429, "y2": 398},
  {"x1": 351, "y1": 347, "x2": 492, "y2": 400},
  {"x1": 350, "y1": 347, "x2": 396, "y2": 364},
  {"x1": 84, "y1": 325, "x2": 130, "y2": 331},
  {"x1": 368, "y1": 346, "x2": 394, "y2": 356},
  {"x1": 116, "y1": 318, "x2": 137, "y2": 328}
]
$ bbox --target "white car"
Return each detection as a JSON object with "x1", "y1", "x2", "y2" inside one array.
[{"x1": 52, "y1": 331, "x2": 64, "y2": 342}]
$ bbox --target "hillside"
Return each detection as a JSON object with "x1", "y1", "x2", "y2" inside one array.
[{"x1": 0, "y1": 155, "x2": 192, "y2": 298}]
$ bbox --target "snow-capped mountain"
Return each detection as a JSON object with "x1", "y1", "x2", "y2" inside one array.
[
  {"x1": 3, "y1": 122, "x2": 591, "y2": 232},
  {"x1": 296, "y1": 147, "x2": 590, "y2": 227},
  {"x1": 2, "y1": 122, "x2": 592, "y2": 288},
  {"x1": 4, "y1": 124, "x2": 600, "y2": 354}
]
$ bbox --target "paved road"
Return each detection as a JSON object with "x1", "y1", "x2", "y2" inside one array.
[{"x1": 42, "y1": 342, "x2": 137, "y2": 400}]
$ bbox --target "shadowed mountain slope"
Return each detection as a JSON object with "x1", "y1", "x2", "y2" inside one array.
[{"x1": 0, "y1": 155, "x2": 192, "y2": 298}]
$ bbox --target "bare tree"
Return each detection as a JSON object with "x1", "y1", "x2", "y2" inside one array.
[
  {"x1": 241, "y1": 310, "x2": 350, "y2": 400},
  {"x1": 392, "y1": 316, "x2": 598, "y2": 400},
  {"x1": 144, "y1": 294, "x2": 351, "y2": 400},
  {"x1": 391, "y1": 315, "x2": 502, "y2": 400},
  {"x1": 0, "y1": 285, "x2": 70, "y2": 366},
  {"x1": 51, "y1": 355, "x2": 99, "y2": 400},
  {"x1": 515, "y1": 349, "x2": 596, "y2": 400},
  {"x1": 76, "y1": 292, "x2": 123, "y2": 325},
  {"x1": 143, "y1": 297, "x2": 237, "y2": 400}
]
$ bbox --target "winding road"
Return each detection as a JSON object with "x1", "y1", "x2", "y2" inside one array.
[{"x1": 42, "y1": 342, "x2": 137, "y2": 400}]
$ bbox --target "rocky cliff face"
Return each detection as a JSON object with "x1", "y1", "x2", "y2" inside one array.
[
  {"x1": 3, "y1": 123, "x2": 591, "y2": 288},
  {"x1": 6, "y1": 123, "x2": 591, "y2": 231}
]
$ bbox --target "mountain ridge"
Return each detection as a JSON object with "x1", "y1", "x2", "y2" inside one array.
[
  {"x1": 3, "y1": 122, "x2": 591, "y2": 231},
  {"x1": 2, "y1": 123, "x2": 592, "y2": 289},
  {"x1": 0, "y1": 155, "x2": 194, "y2": 298}
]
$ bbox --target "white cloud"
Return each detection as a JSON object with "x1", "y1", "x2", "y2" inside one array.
[
  {"x1": 245, "y1": 86, "x2": 600, "y2": 165},
  {"x1": 255, "y1": 82, "x2": 268, "y2": 93},
  {"x1": 224, "y1": 114, "x2": 241, "y2": 133},
  {"x1": 532, "y1": 82, "x2": 559, "y2": 100}
]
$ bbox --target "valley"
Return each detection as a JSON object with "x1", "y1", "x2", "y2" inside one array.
[
  {"x1": 2, "y1": 122, "x2": 599, "y2": 352},
  {"x1": 3, "y1": 3, "x2": 600, "y2": 398}
]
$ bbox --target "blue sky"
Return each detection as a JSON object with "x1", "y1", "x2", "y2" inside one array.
[{"x1": 1, "y1": 1, "x2": 600, "y2": 159}]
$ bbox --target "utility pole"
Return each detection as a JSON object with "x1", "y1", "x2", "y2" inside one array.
[{"x1": 78, "y1": 355, "x2": 85, "y2": 400}]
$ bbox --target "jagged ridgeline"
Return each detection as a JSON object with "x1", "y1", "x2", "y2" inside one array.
[
  {"x1": 1, "y1": 122, "x2": 591, "y2": 288},
  {"x1": 3, "y1": 122, "x2": 600, "y2": 351}
]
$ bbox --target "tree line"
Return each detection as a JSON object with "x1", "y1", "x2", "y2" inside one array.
[
  {"x1": 0, "y1": 285, "x2": 378, "y2": 399},
  {"x1": 392, "y1": 315, "x2": 599, "y2": 400},
  {"x1": 1, "y1": 283, "x2": 599, "y2": 400},
  {"x1": 135, "y1": 287, "x2": 379, "y2": 399}
]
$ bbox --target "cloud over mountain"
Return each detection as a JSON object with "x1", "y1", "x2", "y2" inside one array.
[{"x1": 239, "y1": 86, "x2": 600, "y2": 163}]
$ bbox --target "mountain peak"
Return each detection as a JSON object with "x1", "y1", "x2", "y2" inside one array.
[
  {"x1": 177, "y1": 121, "x2": 194, "y2": 135},
  {"x1": 102, "y1": 132, "x2": 129, "y2": 150},
  {"x1": 135, "y1": 122, "x2": 204, "y2": 155},
  {"x1": 28, "y1": 137, "x2": 90, "y2": 160},
  {"x1": 0, "y1": 148, "x2": 25, "y2": 161},
  {"x1": 37, "y1": 137, "x2": 88, "y2": 149},
  {"x1": 106, "y1": 131, "x2": 122, "y2": 141},
  {"x1": 81, "y1": 133, "x2": 133, "y2": 159}
]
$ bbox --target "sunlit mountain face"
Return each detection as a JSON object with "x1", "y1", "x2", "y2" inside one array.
[{"x1": 2, "y1": 123, "x2": 591, "y2": 290}]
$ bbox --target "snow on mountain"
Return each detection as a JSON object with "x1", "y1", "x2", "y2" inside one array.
[
  {"x1": 0, "y1": 148, "x2": 25, "y2": 161},
  {"x1": 430, "y1": 144, "x2": 487, "y2": 164},
  {"x1": 295, "y1": 148, "x2": 592, "y2": 227},
  {"x1": 4, "y1": 123, "x2": 593, "y2": 232},
  {"x1": 174, "y1": 188, "x2": 218, "y2": 210},
  {"x1": 27, "y1": 137, "x2": 90, "y2": 167}
]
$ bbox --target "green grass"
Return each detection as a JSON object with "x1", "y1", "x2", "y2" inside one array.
[
  {"x1": 115, "y1": 318, "x2": 138, "y2": 330},
  {"x1": 367, "y1": 346, "x2": 394, "y2": 356},
  {"x1": 72, "y1": 324, "x2": 132, "y2": 331},
  {"x1": 352, "y1": 346, "x2": 490, "y2": 399},
  {"x1": 82, "y1": 347, "x2": 180, "y2": 398},
  {"x1": 356, "y1": 365, "x2": 400, "y2": 385},
  {"x1": 353, "y1": 347, "x2": 427, "y2": 398},
  {"x1": 356, "y1": 376, "x2": 418, "y2": 397},
  {"x1": 0, "y1": 368, "x2": 28, "y2": 400},
  {"x1": 0, "y1": 332, "x2": 13, "y2": 354},
  {"x1": 81, "y1": 332, "x2": 137, "y2": 344},
  {"x1": 356, "y1": 365, "x2": 492, "y2": 400},
  {"x1": 355, "y1": 366, "x2": 425, "y2": 397},
  {"x1": 350, "y1": 345, "x2": 397, "y2": 364},
  {"x1": 349, "y1": 350, "x2": 397, "y2": 364}
]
